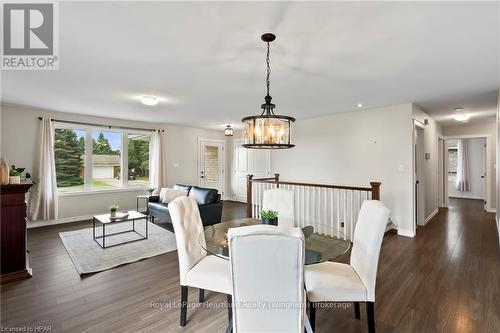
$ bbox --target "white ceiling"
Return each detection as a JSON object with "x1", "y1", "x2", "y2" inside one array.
[{"x1": 2, "y1": 1, "x2": 499, "y2": 129}]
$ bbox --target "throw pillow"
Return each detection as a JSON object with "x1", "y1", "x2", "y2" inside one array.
[{"x1": 161, "y1": 188, "x2": 188, "y2": 204}]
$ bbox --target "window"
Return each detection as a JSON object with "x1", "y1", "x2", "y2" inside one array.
[
  {"x1": 127, "y1": 133, "x2": 150, "y2": 186},
  {"x1": 54, "y1": 125, "x2": 151, "y2": 192},
  {"x1": 92, "y1": 131, "x2": 121, "y2": 188},
  {"x1": 54, "y1": 128, "x2": 86, "y2": 190},
  {"x1": 448, "y1": 141, "x2": 458, "y2": 181}
]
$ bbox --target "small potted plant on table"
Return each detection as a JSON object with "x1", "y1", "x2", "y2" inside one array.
[
  {"x1": 145, "y1": 185, "x2": 155, "y2": 196},
  {"x1": 260, "y1": 210, "x2": 279, "y2": 226},
  {"x1": 109, "y1": 205, "x2": 119, "y2": 217},
  {"x1": 9, "y1": 165, "x2": 25, "y2": 184}
]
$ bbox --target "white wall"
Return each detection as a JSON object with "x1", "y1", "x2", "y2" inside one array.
[
  {"x1": 270, "y1": 103, "x2": 415, "y2": 236},
  {"x1": 448, "y1": 138, "x2": 486, "y2": 200},
  {"x1": 442, "y1": 120, "x2": 497, "y2": 211},
  {"x1": 0, "y1": 103, "x2": 228, "y2": 220},
  {"x1": 412, "y1": 105, "x2": 443, "y2": 222}
]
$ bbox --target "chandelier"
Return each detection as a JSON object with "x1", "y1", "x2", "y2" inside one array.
[{"x1": 242, "y1": 33, "x2": 295, "y2": 149}]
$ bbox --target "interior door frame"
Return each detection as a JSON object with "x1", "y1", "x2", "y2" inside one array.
[
  {"x1": 197, "y1": 138, "x2": 225, "y2": 198},
  {"x1": 412, "y1": 120, "x2": 426, "y2": 234},
  {"x1": 442, "y1": 134, "x2": 492, "y2": 212}
]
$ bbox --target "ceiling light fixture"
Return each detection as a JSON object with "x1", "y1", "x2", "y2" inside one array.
[
  {"x1": 224, "y1": 125, "x2": 234, "y2": 136},
  {"x1": 357, "y1": 103, "x2": 363, "y2": 108},
  {"x1": 453, "y1": 113, "x2": 471, "y2": 122},
  {"x1": 241, "y1": 33, "x2": 295, "y2": 149},
  {"x1": 140, "y1": 95, "x2": 159, "y2": 106}
]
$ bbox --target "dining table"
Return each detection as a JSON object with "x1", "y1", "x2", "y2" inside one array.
[{"x1": 199, "y1": 218, "x2": 351, "y2": 265}]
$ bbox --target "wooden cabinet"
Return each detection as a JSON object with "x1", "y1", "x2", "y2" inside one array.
[{"x1": 1, "y1": 182, "x2": 33, "y2": 284}]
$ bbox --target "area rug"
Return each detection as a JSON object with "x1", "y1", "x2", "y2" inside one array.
[{"x1": 59, "y1": 221, "x2": 177, "y2": 275}]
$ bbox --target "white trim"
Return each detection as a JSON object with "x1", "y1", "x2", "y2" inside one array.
[
  {"x1": 496, "y1": 215, "x2": 500, "y2": 248},
  {"x1": 27, "y1": 214, "x2": 93, "y2": 228},
  {"x1": 397, "y1": 228, "x2": 416, "y2": 238},
  {"x1": 58, "y1": 187, "x2": 145, "y2": 197},
  {"x1": 487, "y1": 208, "x2": 497, "y2": 213},
  {"x1": 424, "y1": 208, "x2": 439, "y2": 225}
]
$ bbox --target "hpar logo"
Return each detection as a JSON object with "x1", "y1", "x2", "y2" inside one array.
[{"x1": 2, "y1": 1, "x2": 58, "y2": 70}]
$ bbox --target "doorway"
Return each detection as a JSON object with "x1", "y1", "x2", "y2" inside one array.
[
  {"x1": 445, "y1": 137, "x2": 487, "y2": 209},
  {"x1": 198, "y1": 139, "x2": 225, "y2": 196},
  {"x1": 232, "y1": 139, "x2": 270, "y2": 202},
  {"x1": 413, "y1": 122, "x2": 425, "y2": 231}
]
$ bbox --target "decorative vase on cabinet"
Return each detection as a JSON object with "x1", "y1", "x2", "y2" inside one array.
[{"x1": 0, "y1": 158, "x2": 9, "y2": 185}]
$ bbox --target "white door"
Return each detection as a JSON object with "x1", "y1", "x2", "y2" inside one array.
[
  {"x1": 233, "y1": 139, "x2": 270, "y2": 202},
  {"x1": 198, "y1": 140, "x2": 224, "y2": 195}
]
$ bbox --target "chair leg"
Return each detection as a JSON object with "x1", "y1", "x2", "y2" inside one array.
[
  {"x1": 366, "y1": 302, "x2": 375, "y2": 333},
  {"x1": 180, "y1": 286, "x2": 188, "y2": 326},
  {"x1": 354, "y1": 302, "x2": 360, "y2": 319},
  {"x1": 309, "y1": 302, "x2": 316, "y2": 332},
  {"x1": 227, "y1": 294, "x2": 233, "y2": 323},
  {"x1": 151, "y1": 215, "x2": 155, "y2": 224},
  {"x1": 199, "y1": 289, "x2": 205, "y2": 303}
]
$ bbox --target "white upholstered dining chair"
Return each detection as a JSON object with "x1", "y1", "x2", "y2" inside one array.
[
  {"x1": 262, "y1": 188, "x2": 295, "y2": 228},
  {"x1": 304, "y1": 200, "x2": 390, "y2": 333},
  {"x1": 168, "y1": 196, "x2": 232, "y2": 326},
  {"x1": 228, "y1": 224, "x2": 306, "y2": 333}
]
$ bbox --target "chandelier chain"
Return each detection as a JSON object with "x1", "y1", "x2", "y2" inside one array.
[{"x1": 266, "y1": 42, "x2": 271, "y2": 96}]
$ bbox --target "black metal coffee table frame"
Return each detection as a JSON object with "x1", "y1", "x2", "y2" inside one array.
[{"x1": 93, "y1": 213, "x2": 149, "y2": 248}]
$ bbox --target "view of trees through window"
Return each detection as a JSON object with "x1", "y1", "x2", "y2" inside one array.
[
  {"x1": 128, "y1": 134, "x2": 150, "y2": 186},
  {"x1": 54, "y1": 128, "x2": 150, "y2": 191},
  {"x1": 54, "y1": 129, "x2": 85, "y2": 188}
]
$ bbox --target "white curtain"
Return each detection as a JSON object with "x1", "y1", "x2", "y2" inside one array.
[
  {"x1": 456, "y1": 139, "x2": 470, "y2": 192},
  {"x1": 29, "y1": 118, "x2": 58, "y2": 220},
  {"x1": 150, "y1": 129, "x2": 168, "y2": 193}
]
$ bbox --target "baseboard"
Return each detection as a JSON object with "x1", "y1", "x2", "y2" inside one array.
[
  {"x1": 486, "y1": 208, "x2": 496, "y2": 213},
  {"x1": 496, "y1": 215, "x2": 499, "y2": 247},
  {"x1": 27, "y1": 214, "x2": 94, "y2": 229},
  {"x1": 424, "y1": 208, "x2": 439, "y2": 225},
  {"x1": 397, "y1": 228, "x2": 416, "y2": 238}
]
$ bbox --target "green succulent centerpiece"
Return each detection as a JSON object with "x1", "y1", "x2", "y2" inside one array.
[
  {"x1": 260, "y1": 210, "x2": 279, "y2": 226},
  {"x1": 109, "y1": 205, "x2": 119, "y2": 217}
]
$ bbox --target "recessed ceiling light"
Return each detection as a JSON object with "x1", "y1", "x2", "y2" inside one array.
[
  {"x1": 357, "y1": 103, "x2": 363, "y2": 108},
  {"x1": 454, "y1": 108, "x2": 464, "y2": 112},
  {"x1": 140, "y1": 95, "x2": 159, "y2": 106},
  {"x1": 453, "y1": 113, "x2": 471, "y2": 122}
]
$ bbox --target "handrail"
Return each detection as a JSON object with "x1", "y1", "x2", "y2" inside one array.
[
  {"x1": 246, "y1": 173, "x2": 381, "y2": 218},
  {"x1": 253, "y1": 179, "x2": 374, "y2": 192}
]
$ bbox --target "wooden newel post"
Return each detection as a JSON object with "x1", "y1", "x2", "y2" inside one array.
[
  {"x1": 370, "y1": 182, "x2": 381, "y2": 200},
  {"x1": 274, "y1": 173, "x2": 280, "y2": 188},
  {"x1": 246, "y1": 175, "x2": 254, "y2": 218}
]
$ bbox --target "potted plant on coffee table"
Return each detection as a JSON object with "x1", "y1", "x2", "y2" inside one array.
[
  {"x1": 260, "y1": 210, "x2": 279, "y2": 226},
  {"x1": 109, "y1": 205, "x2": 119, "y2": 217}
]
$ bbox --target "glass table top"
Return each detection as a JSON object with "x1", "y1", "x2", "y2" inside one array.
[{"x1": 199, "y1": 218, "x2": 351, "y2": 265}]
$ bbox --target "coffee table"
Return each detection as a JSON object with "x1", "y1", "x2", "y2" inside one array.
[{"x1": 93, "y1": 211, "x2": 148, "y2": 248}]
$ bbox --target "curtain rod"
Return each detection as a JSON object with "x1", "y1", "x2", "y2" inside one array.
[{"x1": 37, "y1": 117, "x2": 161, "y2": 132}]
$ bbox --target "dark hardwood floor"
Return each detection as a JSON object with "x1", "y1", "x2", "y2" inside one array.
[{"x1": 1, "y1": 199, "x2": 499, "y2": 332}]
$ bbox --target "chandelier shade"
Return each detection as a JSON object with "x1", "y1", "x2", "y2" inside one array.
[{"x1": 241, "y1": 33, "x2": 295, "y2": 149}]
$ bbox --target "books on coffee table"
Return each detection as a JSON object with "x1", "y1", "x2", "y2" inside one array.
[{"x1": 110, "y1": 212, "x2": 129, "y2": 221}]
